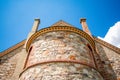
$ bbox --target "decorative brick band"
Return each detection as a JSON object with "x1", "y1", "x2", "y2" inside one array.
[
  {"x1": 19, "y1": 59, "x2": 97, "y2": 77},
  {"x1": 26, "y1": 26, "x2": 95, "y2": 52}
]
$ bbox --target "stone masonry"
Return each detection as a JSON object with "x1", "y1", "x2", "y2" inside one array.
[
  {"x1": 0, "y1": 20, "x2": 120, "y2": 80},
  {"x1": 19, "y1": 31, "x2": 103, "y2": 80},
  {"x1": 0, "y1": 46, "x2": 23, "y2": 80}
]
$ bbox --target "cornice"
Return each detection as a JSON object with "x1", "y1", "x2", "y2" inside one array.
[
  {"x1": 26, "y1": 26, "x2": 95, "y2": 52},
  {"x1": 0, "y1": 40, "x2": 25, "y2": 57},
  {"x1": 94, "y1": 37, "x2": 120, "y2": 54}
]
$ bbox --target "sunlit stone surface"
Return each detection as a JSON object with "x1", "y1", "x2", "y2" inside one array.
[
  {"x1": 20, "y1": 31, "x2": 103, "y2": 80},
  {"x1": 20, "y1": 63, "x2": 103, "y2": 80}
]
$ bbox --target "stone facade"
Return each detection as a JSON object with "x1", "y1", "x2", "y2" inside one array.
[
  {"x1": 0, "y1": 20, "x2": 120, "y2": 80},
  {"x1": 107, "y1": 51, "x2": 120, "y2": 79},
  {"x1": 97, "y1": 43, "x2": 120, "y2": 80},
  {"x1": 20, "y1": 63, "x2": 103, "y2": 80},
  {"x1": 26, "y1": 31, "x2": 94, "y2": 68},
  {"x1": 95, "y1": 42, "x2": 117, "y2": 80},
  {"x1": 20, "y1": 31, "x2": 103, "y2": 80},
  {"x1": 94, "y1": 37, "x2": 120, "y2": 80},
  {"x1": 0, "y1": 46, "x2": 23, "y2": 80}
]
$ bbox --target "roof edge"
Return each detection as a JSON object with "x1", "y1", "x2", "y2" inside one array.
[
  {"x1": 0, "y1": 40, "x2": 26, "y2": 57},
  {"x1": 51, "y1": 20, "x2": 75, "y2": 27},
  {"x1": 26, "y1": 26, "x2": 95, "y2": 52},
  {"x1": 94, "y1": 37, "x2": 120, "y2": 54}
]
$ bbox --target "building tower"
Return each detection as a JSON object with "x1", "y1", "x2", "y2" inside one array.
[
  {"x1": 19, "y1": 18, "x2": 104, "y2": 80},
  {"x1": 1, "y1": 18, "x2": 119, "y2": 80}
]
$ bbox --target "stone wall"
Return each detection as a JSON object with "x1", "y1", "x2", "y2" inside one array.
[
  {"x1": 0, "y1": 46, "x2": 23, "y2": 80},
  {"x1": 102, "y1": 45, "x2": 120, "y2": 80},
  {"x1": 20, "y1": 63, "x2": 103, "y2": 80},
  {"x1": 95, "y1": 42, "x2": 119, "y2": 80},
  {"x1": 20, "y1": 31, "x2": 103, "y2": 80},
  {"x1": 26, "y1": 31, "x2": 94, "y2": 67}
]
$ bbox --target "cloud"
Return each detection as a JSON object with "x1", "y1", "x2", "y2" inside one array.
[{"x1": 98, "y1": 21, "x2": 120, "y2": 48}]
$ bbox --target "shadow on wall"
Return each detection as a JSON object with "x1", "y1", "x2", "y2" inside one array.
[{"x1": 96, "y1": 43, "x2": 117, "y2": 80}]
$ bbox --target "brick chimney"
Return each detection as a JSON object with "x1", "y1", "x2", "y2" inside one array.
[
  {"x1": 31, "y1": 19, "x2": 40, "y2": 33},
  {"x1": 80, "y1": 18, "x2": 92, "y2": 37}
]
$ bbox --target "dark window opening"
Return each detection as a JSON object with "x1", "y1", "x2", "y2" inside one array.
[
  {"x1": 0, "y1": 59, "x2": 1, "y2": 64},
  {"x1": 87, "y1": 44, "x2": 92, "y2": 51},
  {"x1": 29, "y1": 46, "x2": 33, "y2": 53}
]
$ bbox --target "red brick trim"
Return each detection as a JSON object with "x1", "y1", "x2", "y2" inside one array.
[
  {"x1": 19, "y1": 59, "x2": 97, "y2": 77},
  {"x1": 26, "y1": 26, "x2": 95, "y2": 52}
]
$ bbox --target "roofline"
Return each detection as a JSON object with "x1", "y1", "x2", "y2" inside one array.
[
  {"x1": 0, "y1": 36, "x2": 120, "y2": 58},
  {"x1": 51, "y1": 20, "x2": 75, "y2": 27},
  {"x1": 0, "y1": 40, "x2": 26, "y2": 57},
  {"x1": 94, "y1": 37, "x2": 120, "y2": 54},
  {"x1": 26, "y1": 26, "x2": 95, "y2": 52}
]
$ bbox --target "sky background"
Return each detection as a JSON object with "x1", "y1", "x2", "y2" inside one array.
[{"x1": 0, "y1": 0, "x2": 120, "y2": 52}]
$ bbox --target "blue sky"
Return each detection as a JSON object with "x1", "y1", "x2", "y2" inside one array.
[{"x1": 0, "y1": 0, "x2": 120, "y2": 52}]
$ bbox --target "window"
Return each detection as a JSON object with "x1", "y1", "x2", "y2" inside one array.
[
  {"x1": 87, "y1": 44, "x2": 92, "y2": 52},
  {"x1": 29, "y1": 46, "x2": 33, "y2": 54}
]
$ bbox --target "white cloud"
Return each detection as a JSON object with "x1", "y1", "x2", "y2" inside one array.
[{"x1": 98, "y1": 21, "x2": 120, "y2": 48}]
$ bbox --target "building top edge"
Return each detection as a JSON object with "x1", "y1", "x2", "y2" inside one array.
[{"x1": 26, "y1": 26, "x2": 95, "y2": 52}]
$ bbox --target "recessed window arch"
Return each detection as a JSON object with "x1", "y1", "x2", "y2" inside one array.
[
  {"x1": 28, "y1": 46, "x2": 33, "y2": 54},
  {"x1": 87, "y1": 44, "x2": 92, "y2": 52}
]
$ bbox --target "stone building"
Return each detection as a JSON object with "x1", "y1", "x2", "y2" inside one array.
[{"x1": 0, "y1": 18, "x2": 120, "y2": 80}]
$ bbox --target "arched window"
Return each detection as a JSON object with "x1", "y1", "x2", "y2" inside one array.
[
  {"x1": 87, "y1": 44, "x2": 92, "y2": 52},
  {"x1": 28, "y1": 46, "x2": 33, "y2": 54}
]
